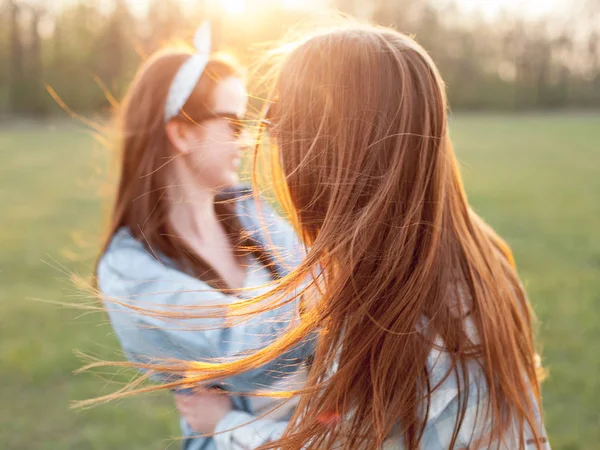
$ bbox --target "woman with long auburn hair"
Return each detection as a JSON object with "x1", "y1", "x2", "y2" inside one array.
[
  {"x1": 94, "y1": 23, "x2": 312, "y2": 450},
  {"x1": 91, "y1": 21, "x2": 550, "y2": 450}
]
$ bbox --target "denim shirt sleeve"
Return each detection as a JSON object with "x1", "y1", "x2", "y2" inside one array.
[
  {"x1": 97, "y1": 232, "x2": 313, "y2": 392},
  {"x1": 234, "y1": 194, "x2": 306, "y2": 276},
  {"x1": 410, "y1": 346, "x2": 551, "y2": 450},
  {"x1": 213, "y1": 411, "x2": 287, "y2": 450},
  {"x1": 416, "y1": 382, "x2": 550, "y2": 449}
]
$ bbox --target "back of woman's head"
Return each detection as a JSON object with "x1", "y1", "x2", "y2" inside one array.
[{"x1": 270, "y1": 25, "x2": 448, "y2": 245}]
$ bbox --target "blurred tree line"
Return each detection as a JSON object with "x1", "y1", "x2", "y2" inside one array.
[{"x1": 0, "y1": 0, "x2": 599, "y2": 117}]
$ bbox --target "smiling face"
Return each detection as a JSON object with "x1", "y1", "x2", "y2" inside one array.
[
  {"x1": 188, "y1": 76, "x2": 248, "y2": 189},
  {"x1": 167, "y1": 76, "x2": 248, "y2": 191}
]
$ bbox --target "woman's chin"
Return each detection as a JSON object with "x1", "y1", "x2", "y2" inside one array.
[
  {"x1": 228, "y1": 172, "x2": 240, "y2": 186},
  {"x1": 217, "y1": 173, "x2": 239, "y2": 189},
  {"x1": 206, "y1": 171, "x2": 240, "y2": 191}
]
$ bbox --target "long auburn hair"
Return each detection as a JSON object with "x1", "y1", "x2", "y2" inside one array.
[
  {"x1": 86, "y1": 23, "x2": 545, "y2": 450},
  {"x1": 96, "y1": 48, "x2": 272, "y2": 290}
]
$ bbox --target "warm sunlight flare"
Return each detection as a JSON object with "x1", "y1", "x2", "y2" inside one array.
[
  {"x1": 126, "y1": 0, "x2": 321, "y2": 16},
  {"x1": 447, "y1": 0, "x2": 567, "y2": 18},
  {"x1": 220, "y1": 0, "x2": 247, "y2": 15},
  {"x1": 281, "y1": 0, "x2": 307, "y2": 8},
  {"x1": 124, "y1": 0, "x2": 567, "y2": 20}
]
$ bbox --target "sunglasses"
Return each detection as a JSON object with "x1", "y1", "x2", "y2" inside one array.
[{"x1": 191, "y1": 112, "x2": 246, "y2": 139}]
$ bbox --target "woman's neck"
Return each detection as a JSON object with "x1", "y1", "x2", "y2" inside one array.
[
  {"x1": 166, "y1": 169, "x2": 220, "y2": 242},
  {"x1": 166, "y1": 167, "x2": 247, "y2": 290}
]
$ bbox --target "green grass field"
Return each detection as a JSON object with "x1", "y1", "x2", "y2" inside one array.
[{"x1": 1, "y1": 114, "x2": 598, "y2": 449}]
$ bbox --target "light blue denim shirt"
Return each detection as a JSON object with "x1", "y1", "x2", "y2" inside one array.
[
  {"x1": 97, "y1": 187, "x2": 312, "y2": 450},
  {"x1": 211, "y1": 323, "x2": 550, "y2": 450},
  {"x1": 214, "y1": 351, "x2": 550, "y2": 450},
  {"x1": 206, "y1": 313, "x2": 549, "y2": 449}
]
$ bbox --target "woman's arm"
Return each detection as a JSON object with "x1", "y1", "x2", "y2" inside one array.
[
  {"x1": 174, "y1": 391, "x2": 288, "y2": 450},
  {"x1": 97, "y1": 240, "x2": 313, "y2": 391},
  {"x1": 235, "y1": 194, "x2": 305, "y2": 275},
  {"x1": 213, "y1": 411, "x2": 288, "y2": 450}
]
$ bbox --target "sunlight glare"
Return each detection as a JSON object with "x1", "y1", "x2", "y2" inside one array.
[
  {"x1": 281, "y1": 0, "x2": 305, "y2": 8},
  {"x1": 447, "y1": 0, "x2": 566, "y2": 19},
  {"x1": 221, "y1": 0, "x2": 247, "y2": 15}
]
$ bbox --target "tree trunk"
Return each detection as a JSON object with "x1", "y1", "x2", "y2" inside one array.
[
  {"x1": 29, "y1": 7, "x2": 45, "y2": 115},
  {"x1": 9, "y1": 0, "x2": 25, "y2": 114}
]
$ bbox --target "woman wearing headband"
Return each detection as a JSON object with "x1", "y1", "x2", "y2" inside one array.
[{"x1": 95, "y1": 23, "x2": 311, "y2": 449}]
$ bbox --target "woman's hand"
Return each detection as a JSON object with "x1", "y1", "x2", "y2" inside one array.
[{"x1": 174, "y1": 388, "x2": 233, "y2": 435}]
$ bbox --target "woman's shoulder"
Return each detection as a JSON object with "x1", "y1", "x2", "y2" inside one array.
[
  {"x1": 97, "y1": 227, "x2": 168, "y2": 286},
  {"x1": 219, "y1": 184, "x2": 265, "y2": 214},
  {"x1": 220, "y1": 185, "x2": 289, "y2": 231},
  {"x1": 96, "y1": 227, "x2": 222, "y2": 311},
  {"x1": 423, "y1": 316, "x2": 487, "y2": 422},
  {"x1": 101, "y1": 226, "x2": 146, "y2": 261},
  {"x1": 106, "y1": 226, "x2": 141, "y2": 251}
]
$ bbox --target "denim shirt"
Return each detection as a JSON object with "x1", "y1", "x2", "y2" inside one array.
[
  {"x1": 209, "y1": 325, "x2": 550, "y2": 450},
  {"x1": 97, "y1": 187, "x2": 311, "y2": 450},
  {"x1": 212, "y1": 335, "x2": 550, "y2": 450}
]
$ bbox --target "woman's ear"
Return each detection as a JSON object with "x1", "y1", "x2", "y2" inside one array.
[{"x1": 165, "y1": 120, "x2": 192, "y2": 154}]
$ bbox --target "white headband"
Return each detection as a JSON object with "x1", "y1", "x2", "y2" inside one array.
[{"x1": 164, "y1": 21, "x2": 212, "y2": 122}]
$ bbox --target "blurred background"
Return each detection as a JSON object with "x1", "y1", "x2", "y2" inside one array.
[{"x1": 0, "y1": 0, "x2": 598, "y2": 449}]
